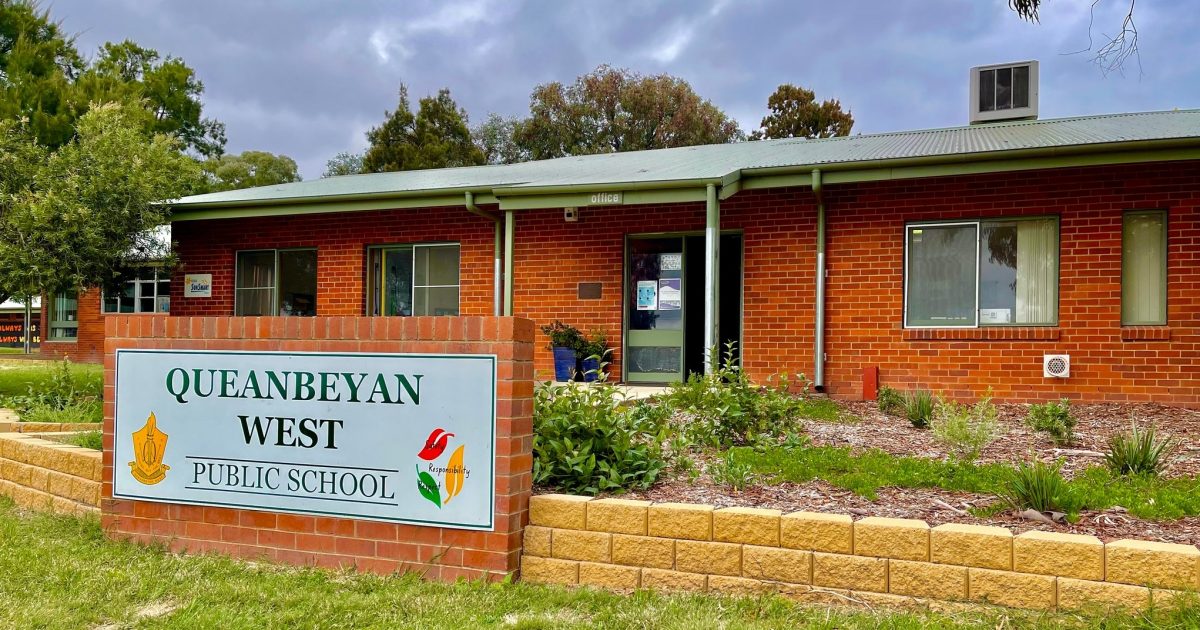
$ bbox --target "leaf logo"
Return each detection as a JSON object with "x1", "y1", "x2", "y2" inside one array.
[
  {"x1": 417, "y1": 428, "x2": 454, "y2": 461},
  {"x1": 415, "y1": 427, "x2": 469, "y2": 510},
  {"x1": 444, "y1": 445, "x2": 465, "y2": 505},
  {"x1": 416, "y1": 465, "x2": 441, "y2": 508}
]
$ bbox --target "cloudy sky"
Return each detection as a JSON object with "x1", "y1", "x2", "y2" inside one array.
[{"x1": 52, "y1": 0, "x2": 1200, "y2": 178}]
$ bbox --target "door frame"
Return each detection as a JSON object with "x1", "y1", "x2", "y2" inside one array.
[{"x1": 621, "y1": 230, "x2": 745, "y2": 384}]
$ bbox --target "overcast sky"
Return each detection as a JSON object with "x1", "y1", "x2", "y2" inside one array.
[{"x1": 51, "y1": 0, "x2": 1200, "y2": 179}]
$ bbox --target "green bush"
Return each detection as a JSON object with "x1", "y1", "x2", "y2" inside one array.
[
  {"x1": 1106, "y1": 423, "x2": 1176, "y2": 477},
  {"x1": 1000, "y1": 459, "x2": 1067, "y2": 513},
  {"x1": 3, "y1": 359, "x2": 102, "y2": 422},
  {"x1": 533, "y1": 380, "x2": 671, "y2": 495},
  {"x1": 17, "y1": 399, "x2": 102, "y2": 424},
  {"x1": 663, "y1": 343, "x2": 807, "y2": 447},
  {"x1": 931, "y1": 393, "x2": 1000, "y2": 462},
  {"x1": 903, "y1": 390, "x2": 935, "y2": 429},
  {"x1": 1026, "y1": 398, "x2": 1075, "y2": 445},
  {"x1": 877, "y1": 386, "x2": 905, "y2": 415},
  {"x1": 66, "y1": 430, "x2": 102, "y2": 451},
  {"x1": 708, "y1": 452, "x2": 753, "y2": 491}
]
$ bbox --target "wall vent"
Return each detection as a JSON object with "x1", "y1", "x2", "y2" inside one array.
[
  {"x1": 970, "y1": 60, "x2": 1039, "y2": 124},
  {"x1": 1043, "y1": 354, "x2": 1070, "y2": 378}
]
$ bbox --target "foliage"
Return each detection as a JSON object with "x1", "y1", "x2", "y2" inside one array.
[
  {"x1": 931, "y1": 393, "x2": 1001, "y2": 462},
  {"x1": 0, "y1": 104, "x2": 202, "y2": 301},
  {"x1": 663, "y1": 343, "x2": 807, "y2": 448},
  {"x1": 751, "y1": 84, "x2": 853, "y2": 140},
  {"x1": 877, "y1": 386, "x2": 905, "y2": 415},
  {"x1": 14, "y1": 398, "x2": 101, "y2": 424},
  {"x1": 999, "y1": 459, "x2": 1067, "y2": 513},
  {"x1": 0, "y1": 0, "x2": 84, "y2": 149},
  {"x1": 578, "y1": 330, "x2": 608, "y2": 361},
  {"x1": 539, "y1": 320, "x2": 584, "y2": 352},
  {"x1": 1105, "y1": 423, "x2": 1177, "y2": 477},
  {"x1": 708, "y1": 452, "x2": 753, "y2": 491},
  {"x1": 322, "y1": 151, "x2": 364, "y2": 177},
  {"x1": 532, "y1": 381, "x2": 670, "y2": 495},
  {"x1": 65, "y1": 430, "x2": 102, "y2": 450},
  {"x1": 201, "y1": 150, "x2": 300, "y2": 192},
  {"x1": 1025, "y1": 398, "x2": 1075, "y2": 446},
  {"x1": 2, "y1": 359, "x2": 102, "y2": 423},
  {"x1": 903, "y1": 389, "x2": 934, "y2": 429},
  {"x1": 512, "y1": 64, "x2": 743, "y2": 161},
  {"x1": 0, "y1": 358, "x2": 102, "y2": 399},
  {"x1": 472, "y1": 113, "x2": 528, "y2": 165},
  {"x1": 362, "y1": 85, "x2": 485, "y2": 173}
]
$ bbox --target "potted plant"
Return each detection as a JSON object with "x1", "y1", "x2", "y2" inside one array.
[
  {"x1": 540, "y1": 320, "x2": 584, "y2": 382},
  {"x1": 578, "y1": 330, "x2": 609, "y2": 383}
]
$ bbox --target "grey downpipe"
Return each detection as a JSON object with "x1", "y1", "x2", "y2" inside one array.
[
  {"x1": 465, "y1": 191, "x2": 502, "y2": 316},
  {"x1": 812, "y1": 169, "x2": 826, "y2": 391}
]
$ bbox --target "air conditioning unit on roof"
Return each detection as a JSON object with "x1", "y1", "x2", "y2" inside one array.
[
  {"x1": 970, "y1": 60, "x2": 1039, "y2": 124},
  {"x1": 1043, "y1": 354, "x2": 1070, "y2": 378}
]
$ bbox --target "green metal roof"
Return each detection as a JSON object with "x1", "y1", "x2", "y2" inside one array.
[{"x1": 172, "y1": 109, "x2": 1200, "y2": 214}]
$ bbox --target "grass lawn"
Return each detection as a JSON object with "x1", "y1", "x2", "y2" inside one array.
[
  {"x1": 3, "y1": 499, "x2": 1196, "y2": 629},
  {"x1": 0, "y1": 358, "x2": 103, "y2": 399}
]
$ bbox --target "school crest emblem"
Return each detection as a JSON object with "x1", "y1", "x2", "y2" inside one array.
[{"x1": 129, "y1": 412, "x2": 170, "y2": 485}]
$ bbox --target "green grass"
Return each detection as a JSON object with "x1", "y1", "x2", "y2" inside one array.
[
  {"x1": 64, "y1": 430, "x2": 102, "y2": 450},
  {"x1": 0, "y1": 359, "x2": 102, "y2": 399},
  {"x1": 733, "y1": 445, "x2": 1200, "y2": 521},
  {"x1": 0, "y1": 347, "x2": 27, "y2": 354},
  {"x1": 4, "y1": 498, "x2": 1195, "y2": 629},
  {"x1": 793, "y1": 398, "x2": 856, "y2": 423}
]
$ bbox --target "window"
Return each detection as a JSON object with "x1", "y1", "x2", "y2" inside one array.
[
  {"x1": 367, "y1": 244, "x2": 460, "y2": 316},
  {"x1": 102, "y1": 268, "x2": 170, "y2": 314},
  {"x1": 1122, "y1": 210, "x2": 1167, "y2": 325},
  {"x1": 49, "y1": 291, "x2": 78, "y2": 340},
  {"x1": 979, "y1": 65, "x2": 1029, "y2": 112},
  {"x1": 234, "y1": 249, "x2": 317, "y2": 316},
  {"x1": 905, "y1": 217, "x2": 1058, "y2": 328}
]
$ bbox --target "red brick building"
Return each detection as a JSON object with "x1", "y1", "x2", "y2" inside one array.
[{"x1": 68, "y1": 108, "x2": 1200, "y2": 406}]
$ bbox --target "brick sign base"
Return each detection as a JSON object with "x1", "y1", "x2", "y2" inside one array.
[{"x1": 101, "y1": 316, "x2": 534, "y2": 581}]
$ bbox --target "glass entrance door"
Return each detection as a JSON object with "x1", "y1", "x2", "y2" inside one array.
[{"x1": 626, "y1": 237, "x2": 686, "y2": 383}]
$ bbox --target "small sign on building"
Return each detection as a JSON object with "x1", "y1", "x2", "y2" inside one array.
[{"x1": 183, "y1": 274, "x2": 212, "y2": 298}]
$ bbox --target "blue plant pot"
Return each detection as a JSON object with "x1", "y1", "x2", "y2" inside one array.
[
  {"x1": 552, "y1": 346, "x2": 576, "y2": 382},
  {"x1": 581, "y1": 357, "x2": 601, "y2": 382}
]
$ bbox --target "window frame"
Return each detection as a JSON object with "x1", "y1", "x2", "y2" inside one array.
[
  {"x1": 47, "y1": 291, "x2": 79, "y2": 342},
  {"x1": 101, "y1": 267, "x2": 170, "y2": 315},
  {"x1": 903, "y1": 215, "x2": 1060, "y2": 329},
  {"x1": 234, "y1": 248, "x2": 318, "y2": 317},
  {"x1": 366, "y1": 242, "x2": 461, "y2": 317},
  {"x1": 1121, "y1": 209, "x2": 1168, "y2": 326}
]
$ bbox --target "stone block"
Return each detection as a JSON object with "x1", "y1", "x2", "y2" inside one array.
[
  {"x1": 713, "y1": 507, "x2": 781, "y2": 547},
  {"x1": 930, "y1": 523, "x2": 1012, "y2": 570},
  {"x1": 586, "y1": 498, "x2": 650, "y2": 535},
  {"x1": 968, "y1": 568, "x2": 1056, "y2": 610},
  {"x1": 741, "y1": 545, "x2": 811, "y2": 584},
  {"x1": 854, "y1": 517, "x2": 929, "y2": 561},
  {"x1": 521, "y1": 555, "x2": 578, "y2": 586},
  {"x1": 1013, "y1": 531, "x2": 1103, "y2": 581},
  {"x1": 578, "y1": 562, "x2": 640, "y2": 590},
  {"x1": 781, "y1": 512, "x2": 853, "y2": 554},
  {"x1": 641, "y1": 568, "x2": 707, "y2": 592},
  {"x1": 530, "y1": 494, "x2": 591, "y2": 530},
  {"x1": 707, "y1": 575, "x2": 770, "y2": 596},
  {"x1": 675, "y1": 540, "x2": 742, "y2": 576},
  {"x1": 888, "y1": 560, "x2": 968, "y2": 600},
  {"x1": 611, "y1": 534, "x2": 673, "y2": 569},
  {"x1": 523, "y1": 525, "x2": 551, "y2": 557},
  {"x1": 649, "y1": 503, "x2": 713, "y2": 541},
  {"x1": 811, "y1": 553, "x2": 888, "y2": 593},
  {"x1": 1105, "y1": 539, "x2": 1200, "y2": 590},
  {"x1": 1057, "y1": 577, "x2": 1149, "y2": 612},
  {"x1": 550, "y1": 528, "x2": 611, "y2": 563}
]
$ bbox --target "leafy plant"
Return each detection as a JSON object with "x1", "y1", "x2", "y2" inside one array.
[
  {"x1": 877, "y1": 386, "x2": 905, "y2": 415},
  {"x1": 578, "y1": 330, "x2": 608, "y2": 362},
  {"x1": 17, "y1": 399, "x2": 102, "y2": 424},
  {"x1": 539, "y1": 320, "x2": 584, "y2": 351},
  {"x1": 931, "y1": 392, "x2": 1000, "y2": 462},
  {"x1": 709, "y1": 452, "x2": 754, "y2": 491},
  {"x1": 3, "y1": 359, "x2": 102, "y2": 422},
  {"x1": 999, "y1": 459, "x2": 1067, "y2": 513},
  {"x1": 65, "y1": 430, "x2": 103, "y2": 451},
  {"x1": 1026, "y1": 398, "x2": 1075, "y2": 445},
  {"x1": 903, "y1": 389, "x2": 935, "y2": 429},
  {"x1": 1105, "y1": 423, "x2": 1177, "y2": 477},
  {"x1": 533, "y1": 380, "x2": 671, "y2": 495}
]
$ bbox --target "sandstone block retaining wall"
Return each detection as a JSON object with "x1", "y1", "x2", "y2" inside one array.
[
  {"x1": 0, "y1": 432, "x2": 101, "y2": 516},
  {"x1": 523, "y1": 494, "x2": 1200, "y2": 613}
]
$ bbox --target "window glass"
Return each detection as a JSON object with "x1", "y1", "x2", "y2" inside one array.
[
  {"x1": 415, "y1": 245, "x2": 460, "y2": 286},
  {"x1": 1122, "y1": 211, "x2": 1167, "y2": 325},
  {"x1": 979, "y1": 69, "x2": 995, "y2": 112},
  {"x1": 979, "y1": 218, "x2": 1057, "y2": 325},
  {"x1": 101, "y1": 268, "x2": 168, "y2": 314},
  {"x1": 235, "y1": 251, "x2": 276, "y2": 316},
  {"x1": 1012, "y1": 65, "x2": 1030, "y2": 108},
  {"x1": 49, "y1": 292, "x2": 79, "y2": 339},
  {"x1": 368, "y1": 244, "x2": 460, "y2": 317},
  {"x1": 278, "y1": 250, "x2": 318, "y2": 316},
  {"x1": 906, "y1": 224, "x2": 978, "y2": 327},
  {"x1": 995, "y1": 66, "x2": 1013, "y2": 110}
]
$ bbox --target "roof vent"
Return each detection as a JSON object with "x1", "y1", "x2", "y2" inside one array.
[{"x1": 970, "y1": 60, "x2": 1039, "y2": 124}]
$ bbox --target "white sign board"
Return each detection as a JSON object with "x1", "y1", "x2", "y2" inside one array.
[
  {"x1": 183, "y1": 274, "x2": 212, "y2": 298},
  {"x1": 113, "y1": 349, "x2": 497, "y2": 531}
]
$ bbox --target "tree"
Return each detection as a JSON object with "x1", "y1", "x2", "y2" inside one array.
[
  {"x1": 362, "y1": 85, "x2": 485, "y2": 173},
  {"x1": 0, "y1": 103, "x2": 202, "y2": 303},
  {"x1": 1009, "y1": 0, "x2": 1139, "y2": 74},
  {"x1": 202, "y1": 150, "x2": 301, "y2": 192},
  {"x1": 512, "y1": 65, "x2": 743, "y2": 161},
  {"x1": 0, "y1": 0, "x2": 85, "y2": 148},
  {"x1": 752, "y1": 84, "x2": 853, "y2": 140},
  {"x1": 472, "y1": 113, "x2": 527, "y2": 165},
  {"x1": 323, "y1": 151, "x2": 364, "y2": 177}
]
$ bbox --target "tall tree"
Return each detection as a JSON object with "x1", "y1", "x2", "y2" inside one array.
[
  {"x1": 472, "y1": 113, "x2": 527, "y2": 165},
  {"x1": 201, "y1": 150, "x2": 300, "y2": 192},
  {"x1": 0, "y1": 0, "x2": 84, "y2": 148},
  {"x1": 752, "y1": 84, "x2": 853, "y2": 140},
  {"x1": 362, "y1": 85, "x2": 484, "y2": 173},
  {"x1": 0, "y1": 103, "x2": 202, "y2": 303},
  {"x1": 323, "y1": 151, "x2": 364, "y2": 177},
  {"x1": 512, "y1": 65, "x2": 743, "y2": 161}
]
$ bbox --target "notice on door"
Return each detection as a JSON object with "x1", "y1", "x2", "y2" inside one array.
[
  {"x1": 636, "y1": 280, "x2": 658, "y2": 310},
  {"x1": 113, "y1": 349, "x2": 497, "y2": 531},
  {"x1": 658, "y1": 278, "x2": 681, "y2": 310}
]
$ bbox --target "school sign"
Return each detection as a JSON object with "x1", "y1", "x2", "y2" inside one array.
[{"x1": 113, "y1": 349, "x2": 497, "y2": 531}]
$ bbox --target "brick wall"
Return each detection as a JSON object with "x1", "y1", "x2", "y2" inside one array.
[
  {"x1": 523, "y1": 494, "x2": 1199, "y2": 613},
  {"x1": 101, "y1": 315, "x2": 534, "y2": 581},
  {"x1": 40, "y1": 288, "x2": 104, "y2": 363}
]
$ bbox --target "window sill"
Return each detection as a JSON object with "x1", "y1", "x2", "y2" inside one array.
[
  {"x1": 1121, "y1": 326, "x2": 1171, "y2": 342},
  {"x1": 903, "y1": 327, "x2": 1060, "y2": 341}
]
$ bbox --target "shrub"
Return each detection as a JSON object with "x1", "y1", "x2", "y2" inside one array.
[
  {"x1": 903, "y1": 390, "x2": 935, "y2": 429},
  {"x1": 931, "y1": 393, "x2": 1000, "y2": 462},
  {"x1": 533, "y1": 380, "x2": 670, "y2": 495},
  {"x1": 17, "y1": 399, "x2": 102, "y2": 424},
  {"x1": 539, "y1": 320, "x2": 584, "y2": 351},
  {"x1": 1106, "y1": 423, "x2": 1176, "y2": 477},
  {"x1": 4, "y1": 360, "x2": 102, "y2": 422},
  {"x1": 709, "y1": 452, "x2": 754, "y2": 491},
  {"x1": 1026, "y1": 398, "x2": 1075, "y2": 445},
  {"x1": 999, "y1": 459, "x2": 1067, "y2": 513},
  {"x1": 877, "y1": 386, "x2": 905, "y2": 415},
  {"x1": 663, "y1": 342, "x2": 807, "y2": 447},
  {"x1": 66, "y1": 431, "x2": 102, "y2": 451}
]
